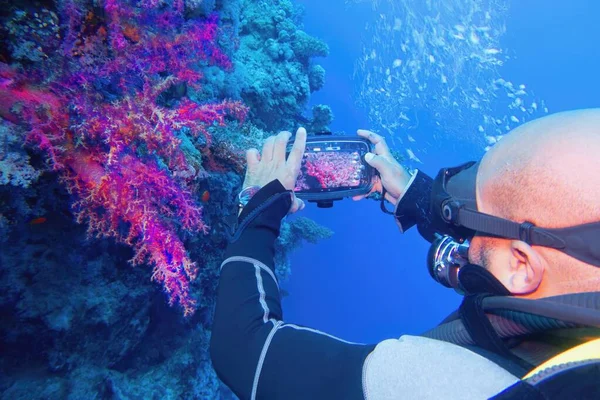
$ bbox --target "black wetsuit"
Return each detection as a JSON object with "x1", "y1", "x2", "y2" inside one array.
[{"x1": 210, "y1": 172, "x2": 434, "y2": 400}]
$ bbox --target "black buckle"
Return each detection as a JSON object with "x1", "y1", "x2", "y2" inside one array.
[
  {"x1": 441, "y1": 199, "x2": 462, "y2": 224},
  {"x1": 519, "y1": 221, "x2": 535, "y2": 244}
]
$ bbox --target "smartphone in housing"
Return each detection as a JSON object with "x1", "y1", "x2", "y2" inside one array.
[{"x1": 286, "y1": 133, "x2": 375, "y2": 207}]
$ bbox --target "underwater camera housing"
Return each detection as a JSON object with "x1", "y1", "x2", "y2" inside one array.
[{"x1": 286, "y1": 132, "x2": 375, "y2": 208}]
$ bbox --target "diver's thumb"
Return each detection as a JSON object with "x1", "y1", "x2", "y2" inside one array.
[{"x1": 364, "y1": 152, "x2": 387, "y2": 172}]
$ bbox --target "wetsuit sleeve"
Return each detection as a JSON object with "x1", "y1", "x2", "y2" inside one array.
[
  {"x1": 210, "y1": 179, "x2": 377, "y2": 400},
  {"x1": 393, "y1": 169, "x2": 437, "y2": 242}
]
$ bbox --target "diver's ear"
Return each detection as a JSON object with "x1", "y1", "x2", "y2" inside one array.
[{"x1": 506, "y1": 240, "x2": 545, "y2": 294}]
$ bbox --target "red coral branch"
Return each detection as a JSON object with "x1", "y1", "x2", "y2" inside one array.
[{"x1": 0, "y1": 0, "x2": 248, "y2": 316}]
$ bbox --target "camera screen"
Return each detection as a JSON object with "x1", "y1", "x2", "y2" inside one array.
[{"x1": 291, "y1": 140, "x2": 371, "y2": 194}]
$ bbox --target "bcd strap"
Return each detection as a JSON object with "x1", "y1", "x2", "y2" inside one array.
[
  {"x1": 524, "y1": 338, "x2": 600, "y2": 379},
  {"x1": 491, "y1": 339, "x2": 600, "y2": 399},
  {"x1": 490, "y1": 362, "x2": 600, "y2": 399},
  {"x1": 459, "y1": 294, "x2": 534, "y2": 373}
]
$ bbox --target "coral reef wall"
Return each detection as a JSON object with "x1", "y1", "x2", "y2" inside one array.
[
  {"x1": 0, "y1": 0, "x2": 333, "y2": 398},
  {"x1": 233, "y1": 0, "x2": 330, "y2": 131},
  {"x1": 189, "y1": 0, "x2": 332, "y2": 132}
]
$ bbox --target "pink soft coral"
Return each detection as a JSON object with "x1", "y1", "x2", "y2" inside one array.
[
  {"x1": 0, "y1": 1, "x2": 247, "y2": 316},
  {"x1": 67, "y1": 153, "x2": 206, "y2": 316}
]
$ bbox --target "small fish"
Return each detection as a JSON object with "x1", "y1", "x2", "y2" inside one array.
[
  {"x1": 485, "y1": 135, "x2": 497, "y2": 144},
  {"x1": 406, "y1": 149, "x2": 422, "y2": 163},
  {"x1": 484, "y1": 48, "x2": 501, "y2": 55},
  {"x1": 201, "y1": 190, "x2": 210, "y2": 202},
  {"x1": 29, "y1": 217, "x2": 47, "y2": 225}
]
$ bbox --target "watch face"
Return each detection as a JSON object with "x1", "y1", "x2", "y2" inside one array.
[
  {"x1": 246, "y1": 186, "x2": 260, "y2": 197},
  {"x1": 239, "y1": 185, "x2": 261, "y2": 205}
]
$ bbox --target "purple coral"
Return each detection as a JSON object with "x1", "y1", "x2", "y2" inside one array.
[
  {"x1": 296, "y1": 152, "x2": 363, "y2": 190},
  {"x1": 0, "y1": 0, "x2": 248, "y2": 316}
]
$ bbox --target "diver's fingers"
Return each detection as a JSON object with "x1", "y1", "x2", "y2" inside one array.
[
  {"x1": 364, "y1": 152, "x2": 393, "y2": 174},
  {"x1": 352, "y1": 177, "x2": 382, "y2": 201},
  {"x1": 273, "y1": 131, "x2": 292, "y2": 164},
  {"x1": 261, "y1": 135, "x2": 276, "y2": 162},
  {"x1": 288, "y1": 194, "x2": 305, "y2": 214},
  {"x1": 245, "y1": 148, "x2": 261, "y2": 177},
  {"x1": 354, "y1": 174, "x2": 379, "y2": 201},
  {"x1": 357, "y1": 129, "x2": 393, "y2": 158},
  {"x1": 286, "y1": 127, "x2": 307, "y2": 170},
  {"x1": 247, "y1": 148, "x2": 260, "y2": 166}
]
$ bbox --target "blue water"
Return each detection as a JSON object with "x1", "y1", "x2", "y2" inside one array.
[
  {"x1": 3, "y1": 0, "x2": 600, "y2": 397},
  {"x1": 282, "y1": 0, "x2": 600, "y2": 344}
]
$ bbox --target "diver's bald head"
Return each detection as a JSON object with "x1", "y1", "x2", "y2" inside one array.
[{"x1": 476, "y1": 108, "x2": 600, "y2": 228}]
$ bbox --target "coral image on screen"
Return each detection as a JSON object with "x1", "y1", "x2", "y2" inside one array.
[{"x1": 295, "y1": 151, "x2": 365, "y2": 191}]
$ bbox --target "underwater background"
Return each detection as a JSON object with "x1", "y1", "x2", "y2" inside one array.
[
  {"x1": 0, "y1": 0, "x2": 599, "y2": 398},
  {"x1": 285, "y1": 0, "x2": 600, "y2": 344}
]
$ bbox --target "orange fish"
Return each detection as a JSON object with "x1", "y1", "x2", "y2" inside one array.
[
  {"x1": 29, "y1": 217, "x2": 47, "y2": 225},
  {"x1": 201, "y1": 190, "x2": 210, "y2": 203}
]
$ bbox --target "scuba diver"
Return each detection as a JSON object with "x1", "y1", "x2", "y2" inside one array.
[{"x1": 210, "y1": 108, "x2": 600, "y2": 399}]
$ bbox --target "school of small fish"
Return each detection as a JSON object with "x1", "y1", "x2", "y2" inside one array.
[{"x1": 349, "y1": 0, "x2": 548, "y2": 162}]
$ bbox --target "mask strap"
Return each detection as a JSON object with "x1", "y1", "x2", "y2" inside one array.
[{"x1": 453, "y1": 206, "x2": 566, "y2": 249}]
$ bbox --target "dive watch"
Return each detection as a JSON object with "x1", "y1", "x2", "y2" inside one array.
[{"x1": 238, "y1": 185, "x2": 262, "y2": 211}]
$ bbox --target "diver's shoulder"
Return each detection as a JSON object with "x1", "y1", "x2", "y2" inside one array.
[{"x1": 362, "y1": 335, "x2": 519, "y2": 400}]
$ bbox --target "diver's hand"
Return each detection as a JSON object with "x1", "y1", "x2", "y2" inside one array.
[
  {"x1": 242, "y1": 127, "x2": 307, "y2": 214},
  {"x1": 353, "y1": 129, "x2": 411, "y2": 205}
]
